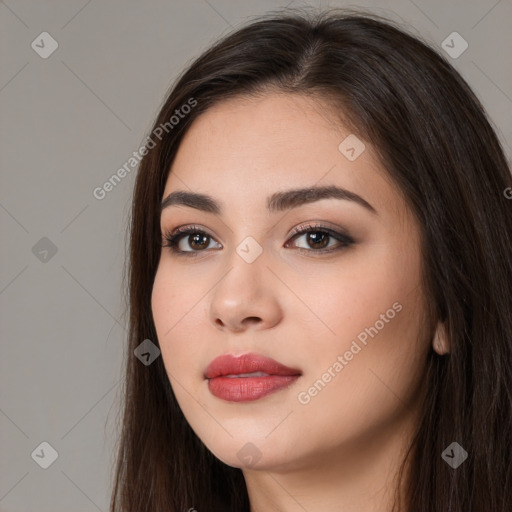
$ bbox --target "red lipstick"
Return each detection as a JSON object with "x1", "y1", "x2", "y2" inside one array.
[{"x1": 205, "y1": 353, "x2": 302, "y2": 402}]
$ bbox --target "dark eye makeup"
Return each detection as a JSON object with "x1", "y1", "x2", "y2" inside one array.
[{"x1": 161, "y1": 222, "x2": 354, "y2": 258}]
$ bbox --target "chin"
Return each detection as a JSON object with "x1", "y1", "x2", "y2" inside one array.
[{"x1": 197, "y1": 429, "x2": 306, "y2": 472}]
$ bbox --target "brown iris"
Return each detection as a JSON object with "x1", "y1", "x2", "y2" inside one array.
[
  {"x1": 305, "y1": 231, "x2": 330, "y2": 249},
  {"x1": 188, "y1": 233, "x2": 210, "y2": 251}
]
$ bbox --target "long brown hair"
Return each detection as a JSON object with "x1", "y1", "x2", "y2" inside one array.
[{"x1": 110, "y1": 7, "x2": 512, "y2": 511}]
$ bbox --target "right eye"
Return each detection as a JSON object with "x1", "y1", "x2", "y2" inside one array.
[{"x1": 162, "y1": 226, "x2": 222, "y2": 256}]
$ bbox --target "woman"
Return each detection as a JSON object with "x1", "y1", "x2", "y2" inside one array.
[{"x1": 110, "y1": 7, "x2": 512, "y2": 512}]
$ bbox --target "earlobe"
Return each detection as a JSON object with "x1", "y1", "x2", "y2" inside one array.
[{"x1": 432, "y1": 322, "x2": 450, "y2": 355}]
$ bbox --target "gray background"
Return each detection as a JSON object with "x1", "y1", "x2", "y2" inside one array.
[{"x1": 0, "y1": 0, "x2": 511, "y2": 511}]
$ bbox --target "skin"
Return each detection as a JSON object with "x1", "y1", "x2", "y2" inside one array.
[{"x1": 151, "y1": 92, "x2": 444, "y2": 512}]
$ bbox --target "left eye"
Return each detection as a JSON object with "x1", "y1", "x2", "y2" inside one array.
[{"x1": 285, "y1": 226, "x2": 354, "y2": 252}]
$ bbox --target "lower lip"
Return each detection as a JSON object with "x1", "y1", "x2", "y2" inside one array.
[{"x1": 207, "y1": 375, "x2": 300, "y2": 402}]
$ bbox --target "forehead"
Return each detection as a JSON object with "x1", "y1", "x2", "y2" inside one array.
[{"x1": 162, "y1": 92, "x2": 400, "y2": 218}]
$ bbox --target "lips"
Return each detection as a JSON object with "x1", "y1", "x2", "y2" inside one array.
[
  {"x1": 204, "y1": 353, "x2": 302, "y2": 402},
  {"x1": 204, "y1": 353, "x2": 301, "y2": 379}
]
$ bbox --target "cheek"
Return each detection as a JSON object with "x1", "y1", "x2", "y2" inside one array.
[
  {"x1": 301, "y1": 244, "x2": 421, "y2": 344},
  {"x1": 293, "y1": 289, "x2": 427, "y2": 453},
  {"x1": 151, "y1": 262, "x2": 205, "y2": 334},
  {"x1": 151, "y1": 266, "x2": 203, "y2": 378},
  {"x1": 301, "y1": 239, "x2": 428, "y2": 397}
]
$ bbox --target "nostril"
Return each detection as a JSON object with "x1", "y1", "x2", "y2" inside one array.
[{"x1": 243, "y1": 316, "x2": 261, "y2": 326}]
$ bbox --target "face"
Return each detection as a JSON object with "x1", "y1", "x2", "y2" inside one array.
[{"x1": 151, "y1": 92, "x2": 432, "y2": 472}]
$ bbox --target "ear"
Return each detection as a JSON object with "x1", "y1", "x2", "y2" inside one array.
[{"x1": 432, "y1": 321, "x2": 450, "y2": 355}]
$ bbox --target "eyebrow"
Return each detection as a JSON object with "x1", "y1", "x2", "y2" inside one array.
[{"x1": 160, "y1": 185, "x2": 377, "y2": 215}]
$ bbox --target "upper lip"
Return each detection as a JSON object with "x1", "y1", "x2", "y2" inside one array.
[{"x1": 204, "y1": 352, "x2": 302, "y2": 379}]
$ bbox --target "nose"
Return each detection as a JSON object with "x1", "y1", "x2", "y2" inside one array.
[{"x1": 209, "y1": 255, "x2": 283, "y2": 333}]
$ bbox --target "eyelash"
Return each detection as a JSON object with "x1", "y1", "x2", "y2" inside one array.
[{"x1": 161, "y1": 223, "x2": 354, "y2": 258}]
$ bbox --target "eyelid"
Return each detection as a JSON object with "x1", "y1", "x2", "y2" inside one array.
[
  {"x1": 161, "y1": 224, "x2": 220, "y2": 252},
  {"x1": 287, "y1": 221, "x2": 352, "y2": 240},
  {"x1": 164, "y1": 223, "x2": 213, "y2": 238},
  {"x1": 162, "y1": 221, "x2": 354, "y2": 256},
  {"x1": 285, "y1": 223, "x2": 354, "y2": 254}
]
